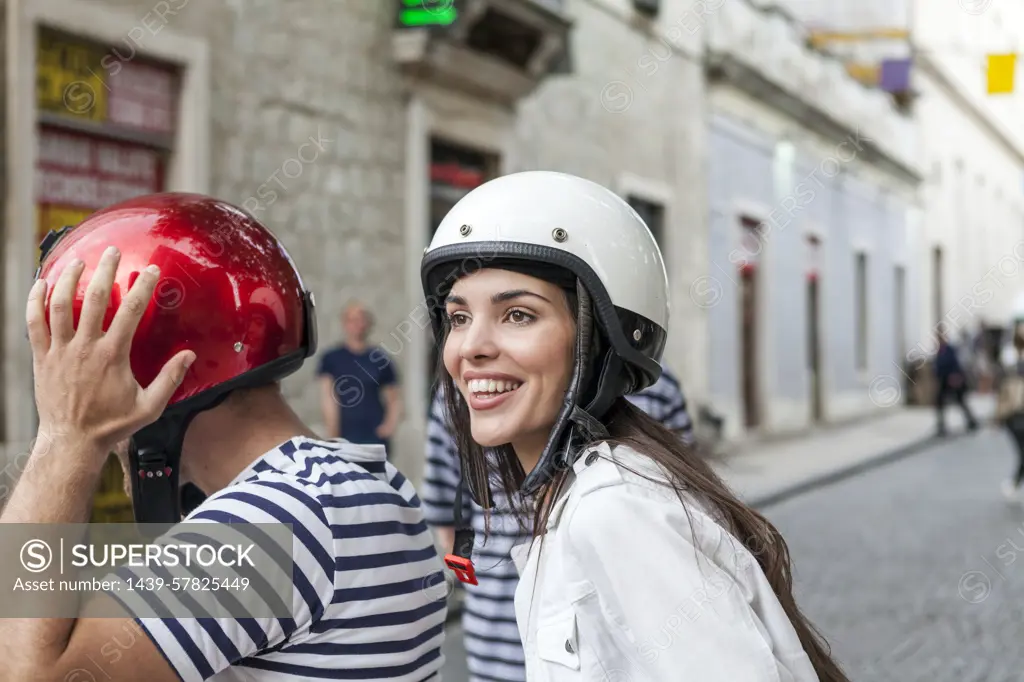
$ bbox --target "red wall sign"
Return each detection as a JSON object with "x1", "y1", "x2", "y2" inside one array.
[
  {"x1": 107, "y1": 60, "x2": 177, "y2": 136},
  {"x1": 36, "y1": 125, "x2": 164, "y2": 209},
  {"x1": 35, "y1": 125, "x2": 165, "y2": 248}
]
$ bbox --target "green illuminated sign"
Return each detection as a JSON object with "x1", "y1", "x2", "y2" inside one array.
[{"x1": 399, "y1": 0, "x2": 457, "y2": 27}]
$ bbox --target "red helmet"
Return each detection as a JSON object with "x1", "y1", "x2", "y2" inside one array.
[{"x1": 36, "y1": 192, "x2": 317, "y2": 525}]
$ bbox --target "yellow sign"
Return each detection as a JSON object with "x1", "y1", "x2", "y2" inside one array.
[
  {"x1": 35, "y1": 205, "x2": 93, "y2": 263},
  {"x1": 36, "y1": 28, "x2": 108, "y2": 123},
  {"x1": 987, "y1": 53, "x2": 1017, "y2": 94}
]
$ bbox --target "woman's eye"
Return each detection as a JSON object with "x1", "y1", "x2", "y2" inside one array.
[
  {"x1": 447, "y1": 312, "x2": 468, "y2": 327},
  {"x1": 507, "y1": 309, "x2": 534, "y2": 324}
]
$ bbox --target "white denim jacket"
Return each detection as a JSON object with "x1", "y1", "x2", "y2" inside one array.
[{"x1": 511, "y1": 442, "x2": 820, "y2": 682}]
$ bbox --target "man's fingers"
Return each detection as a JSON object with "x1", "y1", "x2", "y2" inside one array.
[
  {"x1": 139, "y1": 350, "x2": 195, "y2": 419},
  {"x1": 78, "y1": 246, "x2": 119, "y2": 340},
  {"x1": 49, "y1": 258, "x2": 85, "y2": 345},
  {"x1": 108, "y1": 264, "x2": 160, "y2": 353},
  {"x1": 25, "y1": 279, "x2": 50, "y2": 355}
]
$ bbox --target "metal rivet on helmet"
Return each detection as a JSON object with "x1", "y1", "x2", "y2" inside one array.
[
  {"x1": 234, "y1": 342, "x2": 243, "y2": 352},
  {"x1": 552, "y1": 228, "x2": 568, "y2": 243},
  {"x1": 633, "y1": 329, "x2": 642, "y2": 341},
  {"x1": 459, "y1": 224, "x2": 472, "y2": 236}
]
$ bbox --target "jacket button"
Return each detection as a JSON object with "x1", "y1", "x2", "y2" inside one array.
[
  {"x1": 565, "y1": 640, "x2": 574, "y2": 654},
  {"x1": 585, "y1": 452, "x2": 598, "y2": 466}
]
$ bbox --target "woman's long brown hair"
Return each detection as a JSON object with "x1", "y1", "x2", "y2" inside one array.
[{"x1": 436, "y1": 286, "x2": 849, "y2": 682}]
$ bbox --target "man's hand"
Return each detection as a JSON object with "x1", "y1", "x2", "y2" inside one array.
[
  {"x1": 376, "y1": 422, "x2": 395, "y2": 439},
  {"x1": 28, "y1": 247, "x2": 196, "y2": 455}
]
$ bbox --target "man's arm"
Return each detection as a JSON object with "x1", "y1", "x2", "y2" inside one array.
[
  {"x1": 375, "y1": 355, "x2": 402, "y2": 440},
  {"x1": 0, "y1": 434, "x2": 181, "y2": 682},
  {"x1": 377, "y1": 385, "x2": 403, "y2": 439},
  {"x1": 0, "y1": 253, "x2": 193, "y2": 682},
  {"x1": 319, "y1": 374, "x2": 340, "y2": 438}
]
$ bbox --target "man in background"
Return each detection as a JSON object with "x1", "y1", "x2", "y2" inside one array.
[
  {"x1": 419, "y1": 360, "x2": 694, "y2": 682},
  {"x1": 317, "y1": 300, "x2": 403, "y2": 452},
  {"x1": 935, "y1": 325, "x2": 979, "y2": 437}
]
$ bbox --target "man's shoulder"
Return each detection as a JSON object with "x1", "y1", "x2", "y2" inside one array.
[
  {"x1": 317, "y1": 346, "x2": 347, "y2": 373},
  {"x1": 192, "y1": 439, "x2": 404, "y2": 516}
]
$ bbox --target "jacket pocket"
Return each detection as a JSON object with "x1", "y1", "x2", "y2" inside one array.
[{"x1": 536, "y1": 608, "x2": 581, "y2": 672}]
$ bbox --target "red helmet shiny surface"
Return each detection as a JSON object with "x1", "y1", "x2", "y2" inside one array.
[{"x1": 36, "y1": 192, "x2": 314, "y2": 406}]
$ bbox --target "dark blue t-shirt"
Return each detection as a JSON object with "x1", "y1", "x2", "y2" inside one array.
[{"x1": 317, "y1": 346, "x2": 398, "y2": 448}]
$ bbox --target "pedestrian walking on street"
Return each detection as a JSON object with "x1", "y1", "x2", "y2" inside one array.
[
  {"x1": 421, "y1": 171, "x2": 848, "y2": 682},
  {"x1": 935, "y1": 325, "x2": 979, "y2": 437},
  {"x1": 419, "y1": 360, "x2": 696, "y2": 682},
  {"x1": 317, "y1": 300, "x2": 403, "y2": 452},
  {"x1": 996, "y1": 322, "x2": 1024, "y2": 502}
]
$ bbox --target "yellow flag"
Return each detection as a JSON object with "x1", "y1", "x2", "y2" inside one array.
[{"x1": 987, "y1": 54, "x2": 1016, "y2": 94}]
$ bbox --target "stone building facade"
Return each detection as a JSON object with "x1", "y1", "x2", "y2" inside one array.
[{"x1": 0, "y1": 0, "x2": 710, "y2": 504}]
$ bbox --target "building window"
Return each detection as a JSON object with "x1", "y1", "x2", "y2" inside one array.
[
  {"x1": 429, "y1": 138, "x2": 499, "y2": 241},
  {"x1": 932, "y1": 246, "x2": 944, "y2": 330},
  {"x1": 855, "y1": 252, "x2": 868, "y2": 372},
  {"x1": 627, "y1": 196, "x2": 665, "y2": 251},
  {"x1": 894, "y1": 265, "x2": 906, "y2": 361}
]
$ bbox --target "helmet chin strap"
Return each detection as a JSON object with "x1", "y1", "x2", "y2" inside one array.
[
  {"x1": 128, "y1": 415, "x2": 190, "y2": 534},
  {"x1": 519, "y1": 279, "x2": 611, "y2": 498},
  {"x1": 127, "y1": 392, "x2": 232, "y2": 535}
]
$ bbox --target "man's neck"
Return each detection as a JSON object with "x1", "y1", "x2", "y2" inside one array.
[
  {"x1": 182, "y1": 392, "x2": 319, "y2": 495},
  {"x1": 345, "y1": 339, "x2": 368, "y2": 354}
]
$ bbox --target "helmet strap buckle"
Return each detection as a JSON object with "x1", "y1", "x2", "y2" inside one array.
[
  {"x1": 447, "y1": 479, "x2": 478, "y2": 585},
  {"x1": 128, "y1": 410, "x2": 196, "y2": 534},
  {"x1": 445, "y1": 527, "x2": 478, "y2": 585}
]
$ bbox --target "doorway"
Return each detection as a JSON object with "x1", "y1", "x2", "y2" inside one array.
[
  {"x1": 806, "y1": 277, "x2": 824, "y2": 423},
  {"x1": 741, "y1": 269, "x2": 760, "y2": 429},
  {"x1": 739, "y1": 216, "x2": 761, "y2": 430},
  {"x1": 806, "y1": 235, "x2": 823, "y2": 423}
]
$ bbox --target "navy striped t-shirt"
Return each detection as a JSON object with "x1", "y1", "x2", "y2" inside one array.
[{"x1": 106, "y1": 437, "x2": 448, "y2": 681}]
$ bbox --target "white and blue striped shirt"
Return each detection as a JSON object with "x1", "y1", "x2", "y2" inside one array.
[
  {"x1": 627, "y1": 364, "x2": 695, "y2": 445},
  {"x1": 418, "y1": 362, "x2": 693, "y2": 682},
  {"x1": 106, "y1": 437, "x2": 448, "y2": 681}
]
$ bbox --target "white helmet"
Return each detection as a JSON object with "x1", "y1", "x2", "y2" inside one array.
[{"x1": 421, "y1": 171, "x2": 670, "y2": 496}]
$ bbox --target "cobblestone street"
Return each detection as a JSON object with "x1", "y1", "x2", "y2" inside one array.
[{"x1": 768, "y1": 425, "x2": 1024, "y2": 682}]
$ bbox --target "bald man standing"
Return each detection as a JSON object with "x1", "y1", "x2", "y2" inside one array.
[{"x1": 317, "y1": 301, "x2": 403, "y2": 454}]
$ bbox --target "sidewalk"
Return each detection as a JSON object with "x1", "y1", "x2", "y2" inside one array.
[{"x1": 711, "y1": 394, "x2": 995, "y2": 509}]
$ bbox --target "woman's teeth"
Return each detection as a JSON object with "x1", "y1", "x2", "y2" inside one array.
[{"x1": 469, "y1": 379, "x2": 521, "y2": 395}]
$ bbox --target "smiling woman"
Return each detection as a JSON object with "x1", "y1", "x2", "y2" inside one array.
[
  {"x1": 421, "y1": 170, "x2": 851, "y2": 682},
  {"x1": 443, "y1": 269, "x2": 576, "y2": 471}
]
